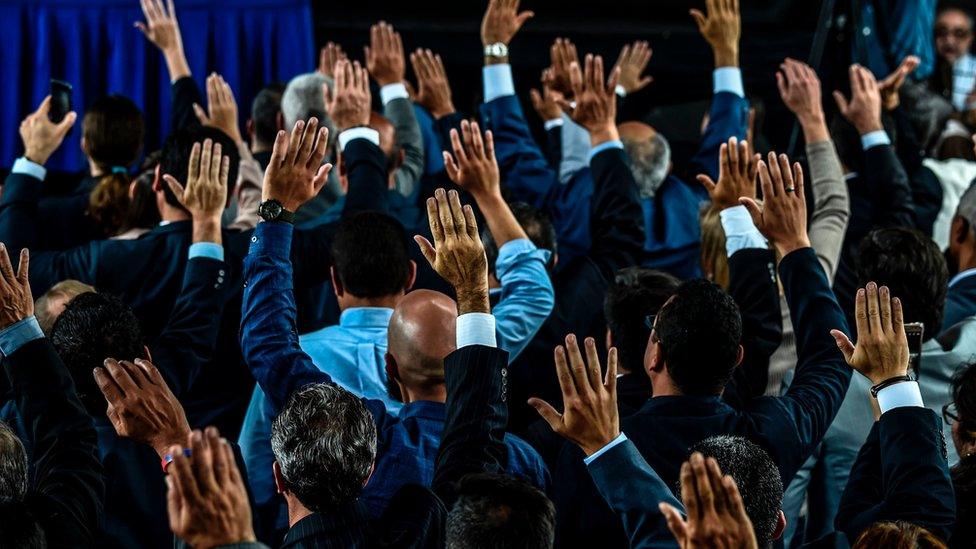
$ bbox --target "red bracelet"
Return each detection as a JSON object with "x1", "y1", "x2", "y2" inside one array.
[{"x1": 161, "y1": 448, "x2": 192, "y2": 474}]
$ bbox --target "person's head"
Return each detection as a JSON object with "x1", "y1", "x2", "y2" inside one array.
[
  {"x1": 689, "y1": 436, "x2": 785, "y2": 547},
  {"x1": 270, "y1": 383, "x2": 377, "y2": 517},
  {"x1": 124, "y1": 151, "x2": 163, "y2": 232},
  {"x1": 336, "y1": 112, "x2": 404, "y2": 191},
  {"x1": 700, "y1": 205, "x2": 730, "y2": 287},
  {"x1": 948, "y1": 362, "x2": 976, "y2": 460},
  {"x1": 852, "y1": 521, "x2": 947, "y2": 549},
  {"x1": 281, "y1": 72, "x2": 336, "y2": 151},
  {"x1": 604, "y1": 267, "x2": 680, "y2": 376},
  {"x1": 0, "y1": 421, "x2": 27, "y2": 504},
  {"x1": 948, "y1": 181, "x2": 976, "y2": 275},
  {"x1": 0, "y1": 502, "x2": 44, "y2": 548},
  {"x1": 329, "y1": 212, "x2": 416, "y2": 310},
  {"x1": 856, "y1": 228, "x2": 948, "y2": 341},
  {"x1": 446, "y1": 473, "x2": 555, "y2": 549},
  {"x1": 936, "y1": 7, "x2": 974, "y2": 65},
  {"x1": 50, "y1": 292, "x2": 147, "y2": 416},
  {"x1": 156, "y1": 125, "x2": 239, "y2": 216},
  {"x1": 619, "y1": 121, "x2": 671, "y2": 199},
  {"x1": 483, "y1": 202, "x2": 557, "y2": 278},
  {"x1": 645, "y1": 279, "x2": 743, "y2": 396},
  {"x1": 385, "y1": 289, "x2": 456, "y2": 404},
  {"x1": 34, "y1": 279, "x2": 96, "y2": 335},
  {"x1": 247, "y1": 82, "x2": 286, "y2": 151}
]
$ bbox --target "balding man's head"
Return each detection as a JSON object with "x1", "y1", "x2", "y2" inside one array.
[
  {"x1": 618, "y1": 121, "x2": 657, "y2": 142},
  {"x1": 618, "y1": 121, "x2": 671, "y2": 199},
  {"x1": 386, "y1": 290, "x2": 456, "y2": 403}
]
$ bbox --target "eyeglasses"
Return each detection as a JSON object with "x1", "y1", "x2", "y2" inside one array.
[
  {"x1": 936, "y1": 27, "x2": 972, "y2": 40},
  {"x1": 944, "y1": 403, "x2": 961, "y2": 426}
]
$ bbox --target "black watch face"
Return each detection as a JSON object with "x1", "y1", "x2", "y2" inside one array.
[{"x1": 262, "y1": 201, "x2": 283, "y2": 220}]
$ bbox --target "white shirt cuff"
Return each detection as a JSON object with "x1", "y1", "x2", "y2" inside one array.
[
  {"x1": 338, "y1": 127, "x2": 381, "y2": 151},
  {"x1": 456, "y1": 313, "x2": 497, "y2": 348},
  {"x1": 713, "y1": 67, "x2": 745, "y2": 98},
  {"x1": 861, "y1": 130, "x2": 891, "y2": 151},
  {"x1": 483, "y1": 64, "x2": 516, "y2": 103},
  {"x1": 379, "y1": 82, "x2": 409, "y2": 106},
  {"x1": 583, "y1": 433, "x2": 628, "y2": 465},
  {"x1": 614, "y1": 85, "x2": 628, "y2": 98},
  {"x1": 719, "y1": 205, "x2": 767, "y2": 256},
  {"x1": 12, "y1": 157, "x2": 47, "y2": 181},
  {"x1": 544, "y1": 118, "x2": 564, "y2": 131},
  {"x1": 877, "y1": 381, "x2": 924, "y2": 414}
]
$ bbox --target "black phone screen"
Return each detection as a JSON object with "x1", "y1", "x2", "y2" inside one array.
[{"x1": 49, "y1": 79, "x2": 72, "y2": 123}]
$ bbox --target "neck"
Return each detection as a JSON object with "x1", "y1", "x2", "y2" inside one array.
[
  {"x1": 88, "y1": 158, "x2": 106, "y2": 178},
  {"x1": 957, "y1": 249, "x2": 976, "y2": 275},
  {"x1": 650, "y1": 374, "x2": 682, "y2": 398},
  {"x1": 338, "y1": 294, "x2": 401, "y2": 311},
  {"x1": 402, "y1": 387, "x2": 447, "y2": 404},
  {"x1": 157, "y1": 196, "x2": 191, "y2": 223},
  {"x1": 286, "y1": 496, "x2": 314, "y2": 529}
]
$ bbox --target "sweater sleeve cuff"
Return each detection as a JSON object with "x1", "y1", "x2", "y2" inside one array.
[
  {"x1": 877, "y1": 381, "x2": 924, "y2": 414},
  {"x1": 338, "y1": 127, "x2": 381, "y2": 151},
  {"x1": 483, "y1": 64, "x2": 516, "y2": 103},
  {"x1": 456, "y1": 313, "x2": 497, "y2": 348},
  {"x1": 584, "y1": 433, "x2": 629, "y2": 465},
  {"x1": 12, "y1": 157, "x2": 47, "y2": 181},
  {"x1": 380, "y1": 83, "x2": 410, "y2": 106},
  {"x1": 713, "y1": 67, "x2": 745, "y2": 98}
]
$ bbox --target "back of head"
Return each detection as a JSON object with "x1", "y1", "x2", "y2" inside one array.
[
  {"x1": 271, "y1": 383, "x2": 377, "y2": 513},
  {"x1": 0, "y1": 502, "x2": 45, "y2": 548},
  {"x1": 699, "y1": 205, "x2": 730, "y2": 288},
  {"x1": 483, "y1": 202, "x2": 556, "y2": 275},
  {"x1": 50, "y1": 292, "x2": 145, "y2": 416},
  {"x1": 160, "y1": 125, "x2": 240, "y2": 211},
  {"x1": 951, "y1": 363, "x2": 976, "y2": 485},
  {"x1": 331, "y1": 212, "x2": 411, "y2": 298},
  {"x1": 852, "y1": 521, "x2": 947, "y2": 549},
  {"x1": 956, "y1": 181, "x2": 976, "y2": 235},
  {"x1": 83, "y1": 95, "x2": 144, "y2": 170},
  {"x1": 250, "y1": 82, "x2": 286, "y2": 147},
  {"x1": 0, "y1": 422, "x2": 27, "y2": 504},
  {"x1": 690, "y1": 436, "x2": 783, "y2": 547},
  {"x1": 446, "y1": 473, "x2": 555, "y2": 549},
  {"x1": 282, "y1": 72, "x2": 336, "y2": 150},
  {"x1": 622, "y1": 132, "x2": 671, "y2": 199},
  {"x1": 387, "y1": 290, "x2": 456, "y2": 395},
  {"x1": 655, "y1": 279, "x2": 742, "y2": 394},
  {"x1": 604, "y1": 267, "x2": 680, "y2": 374},
  {"x1": 856, "y1": 228, "x2": 948, "y2": 340},
  {"x1": 34, "y1": 279, "x2": 96, "y2": 335}
]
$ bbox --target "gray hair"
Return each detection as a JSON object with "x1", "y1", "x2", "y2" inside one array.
[
  {"x1": 623, "y1": 133, "x2": 671, "y2": 199},
  {"x1": 0, "y1": 421, "x2": 28, "y2": 503},
  {"x1": 281, "y1": 72, "x2": 336, "y2": 150},
  {"x1": 957, "y1": 180, "x2": 976, "y2": 231}
]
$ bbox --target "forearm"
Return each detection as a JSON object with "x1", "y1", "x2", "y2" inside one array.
[
  {"x1": 798, "y1": 113, "x2": 830, "y2": 144},
  {"x1": 192, "y1": 217, "x2": 222, "y2": 246},
  {"x1": 491, "y1": 240, "x2": 554, "y2": 361},
  {"x1": 163, "y1": 47, "x2": 191, "y2": 82},
  {"x1": 805, "y1": 140, "x2": 850, "y2": 281},
  {"x1": 476, "y1": 193, "x2": 527, "y2": 247},
  {"x1": 588, "y1": 147, "x2": 646, "y2": 271},
  {"x1": 382, "y1": 95, "x2": 425, "y2": 197}
]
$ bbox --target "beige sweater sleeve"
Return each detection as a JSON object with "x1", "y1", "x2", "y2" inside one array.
[{"x1": 804, "y1": 139, "x2": 850, "y2": 282}]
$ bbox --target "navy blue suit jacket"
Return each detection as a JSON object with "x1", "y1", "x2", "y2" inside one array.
[{"x1": 942, "y1": 274, "x2": 976, "y2": 333}]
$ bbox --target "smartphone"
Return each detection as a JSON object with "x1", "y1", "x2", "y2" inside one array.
[
  {"x1": 48, "y1": 79, "x2": 72, "y2": 123},
  {"x1": 905, "y1": 322, "x2": 924, "y2": 377}
]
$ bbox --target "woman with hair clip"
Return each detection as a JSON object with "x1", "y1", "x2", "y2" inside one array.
[{"x1": 945, "y1": 362, "x2": 976, "y2": 548}]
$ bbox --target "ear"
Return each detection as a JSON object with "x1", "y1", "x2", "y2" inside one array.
[
  {"x1": 735, "y1": 344, "x2": 744, "y2": 368},
  {"x1": 80, "y1": 135, "x2": 89, "y2": 155},
  {"x1": 772, "y1": 510, "x2": 787, "y2": 541},
  {"x1": 952, "y1": 216, "x2": 970, "y2": 244},
  {"x1": 129, "y1": 180, "x2": 138, "y2": 201},
  {"x1": 644, "y1": 333, "x2": 664, "y2": 375},
  {"x1": 385, "y1": 353, "x2": 401, "y2": 382},
  {"x1": 152, "y1": 164, "x2": 163, "y2": 192},
  {"x1": 273, "y1": 461, "x2": 286, "y2": 494},
  {"x1": 246, "y1": 118, "x2": 256, "y2": 140},
  {"x1": 362, "y1": 461, "x2": 376, "y2": 488},
  {"x1": 330, "y1": 266, "x2": 344, "y2": 298},
  {"x1": 143, "y1": 345, "x2": 153, "y2": 362},
  {"x1": 405, "y1": 260, "x2": 418, "y2": 292}
]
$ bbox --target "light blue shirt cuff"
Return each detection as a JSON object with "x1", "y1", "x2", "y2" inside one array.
[
  {"x1": 380, "y1": 83, "x2": 409, "y2": 106},
  {"x1": 544, "y1": 118, "x2": 564, "y2": 131},
  {"x1": 614, "y1": 85, "x2": 628, "y2": 98},
  {"x1": 719, "y1": 205, "x2": 767, "y2": 256},
  {"x1": 877, "y1": 381, "x2": 924, "y2": 415},
  {"x1": 583, "y1": 433, "x2": 628, "y2": 465},
  {"x1": 483, "y1": 64, "x2": 516, "y2": 103},
  {"x1": 456, "y1": 313, "x2": 497, "y2": 348},
  {"x1": 713, "y1": 67, "x2": 745, "y2": 98},
  {"x1": 0, "y1": 316, "x2": 44, "y2": 357},
  {"x1": 588, "y1": 140, "x2": 624, "y2": 162},
  {"x1": 860, "y1": 130, "x2": 891, "y2": 151},
  {"x1": 12, "y1": 157, "x2": 47, "y2": 181},
  {"x1": 338, "y1": 127, "x2": 381, "y2": 151},
  {"x1": 189, "y1": 242, "x2": 225, "y2": 261}
]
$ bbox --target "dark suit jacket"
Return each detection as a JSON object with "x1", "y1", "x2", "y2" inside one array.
[
  {"x1": 5, "y1": 337, "x2": 103, "y2": 548},
  {"x1": 942, "y1": 274, "x2": 976, "y2": 333}
]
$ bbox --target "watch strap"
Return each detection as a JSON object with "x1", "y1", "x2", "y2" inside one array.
[
  {"x1": 870, "y1": 374, "x2": 915, "y2": 398},
  {"x1": 484, "y1": 42, "x2": 509, "y2": 58}
]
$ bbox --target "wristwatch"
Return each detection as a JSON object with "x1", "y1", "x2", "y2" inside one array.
[
  {"x1": 484, "y1": 42, "x2": 509, "y2": 58},
  {"x1": 258, "y1": 199, "x2": 296, "y2": 224}
]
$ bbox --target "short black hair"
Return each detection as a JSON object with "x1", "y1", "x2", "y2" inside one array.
[
  {"x1": 655, "y1": 279, "x2": 742, "y2": 395},
  {"x1": 446, "y1": 473, "x2": 555, "y2": 549},
  {"x1": 331, "y1": 212, "x2": 411, "y2": 298},
  {"x1": 483, "y1": 202, "x2": 557, "y2": 274},
  {"x1": 604, "y1": 268, "x2": 680, "y2": 374},
  {"x1": 856, "y1": 227, "x2": 948, "y2": 341},
  {"x1": 0, "y1": 502, "x2": 45, "y2": 548},
  {"x1": 159, "y1": 125, "x2": 240, "y2": 211},
  {"x1": 82, "y1": 94, "x2": 144, "y2": 169},
  {"x1": 690, "y1": 436, "x2": 783, "y2": 547},
  {"x1": 251, "y1": 82, "x2": 286, "y2": 146},
  {"x1": 50, "y1": 292, "x2": 146, "y2": 417}
]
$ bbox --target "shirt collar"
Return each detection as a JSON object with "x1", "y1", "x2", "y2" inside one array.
[
  {"x1": 398, "y1": 400, "x2": 446, "y2": 421},
  {"x1": 949, "y1": 268, "x2": 976, "y2": 289},
  {"x1": 338, "y1": 307, "x2": 394, "y2": 328}
]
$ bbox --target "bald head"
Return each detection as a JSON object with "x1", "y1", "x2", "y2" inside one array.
[
  {"x1": 618, "y1": 121, "x2": 671, "y2": 199},
  {"x1": 618, "y1": 121, "x2": 657, "y2": 142},
  {"x1": 387, "y1": 290, "x2": 456, "y2": 397}
]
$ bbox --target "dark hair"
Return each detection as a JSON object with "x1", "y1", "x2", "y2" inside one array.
[
  {"x1": 251, "y1": 82, "x2": 286, "y2": 146},
  {"x1": 0, "y1": 422, "x2": 27, "y2": 504},
  {"x1": 270, "y1": 383, "x2": 377, "y2": 513},
  {"x1": 856, "y1": 228, "x2": 948, "y2": 341},
  {"x1": 0, "y1": 502, "x2": 45, "y2": 548},
  {"x1": 604, "y1": 268, "x2": 680, "y2": 374},
  {"x1": 159, "y1": 125, "x2": 239, "y2": 212},
  {"x1": 852, "y1": 521, "x2": 947, "y2": 549},
  {"x1": 331, "y1": 212, "x2": 411, "y2": 298},
  {"x1": 654, "y1": 279, "x2": 741, "y2": 395},
  {"x1": 690, "y1": 436, "x2": 783, "y2": 547},
  {"x1": 446, "y1": 473, "x2": 555, "y2": 549},
  {"x1": 483, "y1": 202, "x2": 557, "y2": 275},
  {"x1": 124, "y1": 151, "x2": 163, "y2": 231},
  {"x1": 951, "y1": 362, "x2": 976, "y2": 498},
  {"x1": 50, "y1": 292, "x2": 146, "y2": 416}
]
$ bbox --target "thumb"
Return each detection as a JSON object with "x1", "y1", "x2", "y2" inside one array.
[
  {"x1": 660, "y1": 502, "x2": 690, "y2": 543},
  {"x1": 832, "y1": 90, "x2": 849, "y2": 115},
  {"x1": 414, "y1": 235, "x2": 436, "y2": 267},
  {"x1": 830, "y1": 329, "x2": 856, "y2": 364},
  {"x1": 162, "y1": 175, "x2": 186, "y2": 202},
  {"x1": 636, "y1": 76, "x2": 653, "y2": 91},
  {"x1": 516, "y1": 10, "x2": 535, "y2": 27},
  {"x1": 527, "y1": 398, "x2": 563, "y2": 432},
  {"x1": 689, "y1": 9, "x2": 706, "y2": 31},
  {"x1": 739, "y1": 197, "x2": 763, "y2": 225},
  {"x1": 697, "y1": 174, "x2": 717, "y2": 194},
  {"x1": 193, "y1": 103, "x2": 209, "y2": 125},
  {"x1": 442, "y1": 151, "x2": 461, "y2": 183},
  {"x1": 56, "y1": 111, "x2": 78, "y2": 137},
  {"x1": 530, "y1": 88, "x2": 543, "y2": 110}
]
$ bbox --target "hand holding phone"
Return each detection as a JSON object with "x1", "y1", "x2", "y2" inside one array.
[{"x1": 49, "y1": 79, "x2": 72, "y2": 124}]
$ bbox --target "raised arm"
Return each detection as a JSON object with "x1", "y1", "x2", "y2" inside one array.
[{"x1": 136, "y1": 0, "x2": 198, "y2": 132}]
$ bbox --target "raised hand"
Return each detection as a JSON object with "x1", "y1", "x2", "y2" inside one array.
[
  {"x1": 166, "y1": 428, "x2": 256, "y2": 549},
  {"x1": 697, "y1": 136, "x2": 758, "y2": 210},
  {"x1": 529, "y1": 76, "x2": 564, "y2": 122},
  {"x1": 739, "y1": 152, "x2": 810, "y2": 256},
  {"x1": 318, "y1": 42, "x2": 348, "y2": 80},
  {"x1": 528, "y1": 335, "x2": 619, "y2": 457},
  {"x1": 193, "y1": 74, "x2": 242, "y2": 145},
  {"x1": 878, "y1": 56, "x2": 919, "y2": 111},
  {"x1": 830, "y1": 283, "x2": 909, "y2": 386},
  {"x1": 833, "y1": 64, "x2": 883, "y2": 135},
  {"x1": 135, "y1": 0, "x2": 190, "y2": 79},
  {"x1": 545, "y1": 38, "x2": 580, "y2": 98},
  {"x1": 613, "y1": 40, "x2": 654, "y2": 94},
  {"x1": 481, "y1": 0, "x2": 534, "y2": 48},
  {"x1": 162, "y1": 138, "x2": 229, "y2": 223},
  {"x1": 262, "y1": 118, "x2": 331, "y2": 213},
  {"x1": 557, "y1": 54, "x2": 621, "y2": 145},
  {"x1": 93, "y1": 358, "x2": 190, "y2": 460},
  {"x1": 410, "y1": 49, "x2": 455, "y2": 118},
  {"x1": 326, "y1": 59, "x2": 372, "y2": 133},
  {"x1": 777, "y1": 58, "x2": 824, "y2": 125},
  {"x1": 414, "y1": 189, "x2": 489, "y2": 314},
  {"x1": 365, "y1": 21, "x2": 406, "y2": 87},
  {"x1": 444, "y1": 120, "x2": 500, "y2": 200},
  {"x1": 660, "y1": 453, "x2": 759, "y2": 549},
  {"x1": 0, "y1": 246, "x2": 33, "y2": 331},
  {"x1": 690, "y1": 0, "x2": 741, "y2": 68},
  {"x1": 19, "y1": 96, "x2": 77, "y2": 166}
]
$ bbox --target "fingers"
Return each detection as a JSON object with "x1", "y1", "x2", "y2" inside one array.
[
  {"x1": 564, "y1": 334, "x2": 592, "y2": 398},
  {"x1": 168, "y1": 444, "x2": 203, "y2": 506},
  {"x1": 446, "y1": 188, "x2": 468, "y2": 239},
  {"x1": 449, "y1": 127, "x2": 469, "y2": 167},
  {"x1": 830, "y1": 329, "x2": 856, "y2": 364},
  {"x1": 756, "y1": 158, "x2": 774, "y2": 200},
  {"x1": 104, "y1": 358, "x2": 140, "y2": 396},
  {"x1": 16, "y1": 248, "x2": 29, "y2": 286},
  {"x1": 443, "y1": 151, "x2": 461, "y2": 183},
  {"x1": 309, "y1": 126, "x2": 330, "y2": 169},
  {"x1": 697, "y1": 174, "x2": 717, "y2": 194},
  {"x1": 776, "y1": 153, "x2": 794, "y2": 192},
  {"x1": 285, "y1": 120, "x2": 306, "y2": 165},
  {"x1": 866, "y1": 282, "x2": 882, "y2": 335},
  {"x1": 209, "y1": 142, "x2": 223, "y2": 188},
  {"x1": 296, "y1": 117, "x2": 319, "y2": 167},
  {"x1": 189, "y1": 430, "x2": 219, "y2": 494},
  {"x1": 605, "y1": 347, "x2": 618, "y2": 393},
  {"x1": 583, "y1": 337, "x2": 603, "y2": 395},
  {"x1": 679, "y1": 460, "x2": 699, "y2": 519},
  {"x1": 414, "y1": 234, "x2": 437, "y2": 268},
  {"x1": 766, "y1": 151, "x2": 785, "y2": 196},
  {"x1": 832, "y1": 90, "x2": 850, "y2": 115},
  {"x1": 425, "y1": 194, "x2": 445, "y2": 245},
  {"x1": 435, "y1": 189, "x2": 457, "y2": 241},
  {"x1": 691, "y1": 453, "x2": 716, "y2": 516},
  {"x1": 462, "y1": 204, "x2": 479, "y2": 241},
  {"x1": 892, "y1": 297, "x2": 905, "y2": 339},
  {"x1": 690, "y1": 9, "x2": 706, "y2": 32},
  {"x1": 93, "y1": 366, "x2": 125, "y2": 404},
  {"x1": 739, "y1": 197, "x2": 763, "y2": 226},
  {"x1": 162, "y1": 175, "x2": 186, "y2": 203},
  {"x1": 134, "y1": 357, "x2": 166, "y2": 386},
  {"x1": 705, "y1": 457, "x2": 728, "y2": 513},
  {"x1": 0, "y1": 244, "x2": 15, "y2": 284},
  {"x1": 192, "y1": 103, "x2": 209, "y2": 125},
  {"x1": 854, "y1": 287, "x2": 869, "y2": 339},
  {"x1": 187, "y1": 141, "x2": 202, "y2": 184},
  {"x1": 879, "y1": 285, "x2": 892, "y2": 333},
  {"x1": 312, "y1": 162, "x2": 333, "y2": 196},
  {"x1": 553, "y1": 344, "x2": 578, "y2": 401},
  {"x1": 527, "y1": 397, "x2": 563, "y2": 431},
  {"x1": 660, "y1": 503, "x2": 690, "y2": 543}
]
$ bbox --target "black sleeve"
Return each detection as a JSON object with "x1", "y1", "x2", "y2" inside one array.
[
  {"x1": 341, "y1": 138, "x2": 391, "y2": 216},
  {"x1": 171, "y1": 76, "x2": 204, "y2": 133},
  {"x1": 433, "y1": 112, "x2": 466, "y2": 156},
  {"x1": 861, "y1": 144, "x2": 915, "y2": 230},
  {"x1": 543, "y1": 126, "x2": 562, "y2": 169},
  {"x1": 0, "y1": 171, "x2": 43, "y2": 256},
  {"x1": 910, "y1": 167, "x2": 944, "y2": 237},
  {"x1": 7, "y1": 337, "x2": 103, "y2": 547},
  {"x1": 586, "y1": 147, "x2": 646, "y2": 278}
]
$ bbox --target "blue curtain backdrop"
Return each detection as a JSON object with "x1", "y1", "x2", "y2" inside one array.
[{"x1": 0, "y1": 0, "x2": 314, "y2": 171}]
